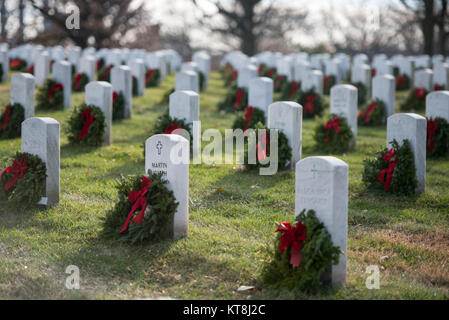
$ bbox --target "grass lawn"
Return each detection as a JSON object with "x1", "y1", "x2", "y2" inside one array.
[{"x1": 0, "y1": 71, "x2": 448, "y2": 300}]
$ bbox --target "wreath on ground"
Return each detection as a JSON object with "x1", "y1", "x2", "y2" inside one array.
[
  {"x1": 261, "y1": 209, "x2": 340, "y2": 294},
  {"x1": 145, "y1": 69, "x2": 160, "y2": 88},
  {"x1": 358, "y1": 99, "x2": 386, "y2": 126},
  {"x1": 352, "y1": 82, "x2": 368, "y2": 106},
  {"x1": 314, "y1": 115, "x2": 354, "y2": 154},
  {"x1": 232, "y1": 106, "x2": 266, "y2": 132},
  {"x1": 153, "y1": 113, "x2": 192, "y2": 138},
  {"x1": 218, "y1": 85, "x2": 248, "y2": 112},
  {"x1": 323, "y1": 75, "x2": 336, "y2": 95},
  {"x1": 244, "y1": 122, "x2": 292, "y2": 171},
  {"x1": 36, "y1": 79, "x2": 64, "y2": 110},
  {"x1": 258, "y1": 64, "x2": 277, "y2": 79},
  {"x1": 400, "y1": 88, "x2": 427, "y2": 112},
  {"x1": 427, "y1": 117, "x2": 449, "y2": 158},
  {"x1": 97, "y1": 65, "x2": 112, "y2": 82},
  {"x1": 72, "y1": 72, "x2": 89, "y2": 92},
  {"x1": 362, "y1": 139, "x2": 417, "y2": 196},
  {"x1": 223, "y1": 64, "x2": 238, "y2": 87},
  {"x1": 113, "y1": 91, "x2": 126, "y2": 121},
  {"x1": 280, "y1": 81, "x2": 301, "y2": 101},
  {"x1": 102, "y1": 171, "x2": 178, "y2": 244},
  {"x1": 396, "y1": 74, "x2": 411, "y2": 91},
  {"x1": 0, "y1": 152, "x2": 47, "y2": 208},
  {"x1": 66, "y1": 104, "x2": 106, "y2": 146},
  {"x1": 10, "y1": 58, "x2": 27, "y2": 72},
  {"x1": 274, "y1": 75, "x2": 287, "y2": 93},
  {"x1": 96, "y1": 58, "x2": 105, "y2": 71},
  {"x1": 26, "y1": 64, "x2": 34, "y2": 75},
  {"x1": 132, "y1": 75, "x2": 139, "y2": 96},
  {"x1": 299, "y1": 89, "x2": 325, "y2": 119},
  {"x1": 0, "y1": 103, "x2": 25, "y2": 140}
]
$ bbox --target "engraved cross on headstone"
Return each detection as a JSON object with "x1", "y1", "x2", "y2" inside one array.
[{"x1": 156, "y1": 141, "x2": 163, "y2": 155}]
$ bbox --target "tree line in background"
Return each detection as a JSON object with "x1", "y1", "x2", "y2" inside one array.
[{"x1": 0, "y1": 0, "x2": 448, "y2": 57}]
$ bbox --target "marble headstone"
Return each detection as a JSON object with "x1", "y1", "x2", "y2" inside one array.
[
  {"x1": 53, "y1": 60, "x2": 72, "y2": 110},
  {"x1": 10, "y1": 73, "x2": 35, "y2": 119},
  {"x1": 111, "y1": 65, "x2": 132, "y2": 119},
  {"x1": 85, "y1": 81, "x2": 113, "y2": 146}
]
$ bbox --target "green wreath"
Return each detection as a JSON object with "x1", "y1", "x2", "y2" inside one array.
[
  {"x1": 102, "y1": 171, "x2": 178, "y2": 244},
  {"x1": 280, "y1": 81, "x2": 301, "y2": 101},
  {"x1": 261, "y1": 209, "x2": 340, "y2": 294},
  {"x1": 96, "y1": 58, "x2": 105, "y2": 71},
  {"x1": 362, "y1": 139, "x2": 417, "y2": 196},
  {"x1": 352, "y1": 82, "x2": 368, "y2": 106},
  {"x1": 152, "y1": 113, "x2": 192, "y2": 138},
  {"x1": 299, "y1": 89, "x2": 325, "y2": 119},
  {"x1": 274, "y1": 75, "x2": 287, "y2": 93},
  {"x1": 72, "y1": 72, "x2": 89, "y2": 92},
  {"x1": 97, "y1": 65, "x2": 112, "y2": 82},
  {"x1": 10, "y1": 58, "x2": 27, "y2": 72},
  {"x1": 258, "y1": 64, "x2": 277, "y2": 79},
  {"x1": 223, "y1": 64, "x2": 238, "y2": 87},
  {"x1": 427, "y1": 117, "x2": 449, "y2": 158},
  {"x1": 0, "y1": 103, "x2": 25, "y2": 139},
  {"x1": 232, "y1": 106, "x2": 266, "y2": 131},
  {"x1": 132, "y1": 75, "x2": 139, "y2": 96},
  {"x1": 323, "y1": 75, "x2": 336, "y2": 95},
  {"x1": 112, "y1": 91, "x2": 126, "y2": 121},
  {"x1": 314, "y1": 114, "x2": 354, "y2": 154},
  {"x1": 145, "y1": 69, "x2": 160, "y2": 88},
  {"x1": 0, "y1": 152, "x2": 47, "y2": 208},
  {"x1": 218, "y1": 85, "x2": 248, "y2": 112},
  {"x1": 36, "y1": 79, "x2": 64, "y2": 110},
  {"x1": 244, "y1": 122, "x2": 292, "y2": 171},
  {"x1": 396, "y1": 74, "x2": 411, "y2": 91},
  {"x1": 400, "y1": 88, "x2": 427, "y2": 112},
  {"x1": 358, "y1": 99, "x2": 386, "y2": 126},
  {"x1": 66, "y1": 104, "x2": 106, "y2": 146}
]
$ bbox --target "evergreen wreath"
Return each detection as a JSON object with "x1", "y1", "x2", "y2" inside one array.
[
  {"x1": 153, "y1": 113, "x2": 193, "y2": 138},
  {"x1": 96, "y1": 58, "x2": 105, "y2": 71},
  {"x1": 352, "y1": 82, "x2": 368, "y2": 106},
  {"x1": 10, "y1": 58, "x2": 27, "y2": 72},
  {"x1": 112, "y1": 91, "x2": 126, "y2": 121},
  {"x1": 145, "y1": 69, "x2": 160, "y2": 88},
  {"x1": 223, "y1": 64, "x2": 238, "y2": 87},
  {"x1": 280, "y1": 81, "x2": 301, "y2": 101},
  {"x1": 400, "y1": 87, "x2": 427, "y2": 112},
  {"x1": 261, "y1": 209, "x2": 341, "y2": 294},
  {"x1": 314, "y1": 115, "x2": 354, "y2": 154},
  {"x1": 132, "y1": 75, "x2": 139, "y2": 96},
  {"x1": 427, "y1": 117, "x2": 449, "y2": 158},
  {"x1": 97, "y1": 65, "x2": 112, "y2": 82},
  {"x1": 232, "y1": 106, "x2": 266, "y2": 132},
  {"x1": 102, "y1": 171, "x2": 178, "y2": 244},
  {"x1": 66, "y1": 104, "x2": 106, "y2": 146},
  {"x1": 274, "y1": 74, "x2": 287, "y2": 93},
  {"x1": 244, "y1": 122, "x2": 292, "y2": 171},
  {"x1": 323, "y1": 75, "x2": 336, "y2": 95},
  {"x1": 0, "y1": 152, "x2": 47, "y2": 207},
  {"x1": 258, "y1": 64, "x2": 277, "y2": 79},
  {"x1": 0, "y1": 103, "x2": 25, "y2": 140},
  {"x1": 36, "y1": 79, "x2": 64, "y2": 110},
  {"x1": 358, "y1": 99, "x2": 387, "y2": 126},
  {"x1": 396, "y1": 74, "x2": 411, "y2": 91},
  {"x1": 299, "y1": 89, "x2": 325, "y2": 119},
  {"x1": 218, "y1": 85, "x2": 248, "y2": 112},
  {"x1": 72, "y1": 72, "x2": 89, "y2": 92},
  {"x1": 362, "y1": 139, "x2": 417, "y2": 196}
]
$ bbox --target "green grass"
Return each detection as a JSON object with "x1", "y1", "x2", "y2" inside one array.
[{"x1": 0, "y1": 72, "x2": 448, "y2": 300}]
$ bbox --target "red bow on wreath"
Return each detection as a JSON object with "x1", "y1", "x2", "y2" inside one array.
[
  {"x1": 323, "y1": 76, "x2": 331, "y2": 89},
  {"x1": 47, "y1": 83, "x2": 64, "y2": 102},
  {"x1": 0, "y1": 157, "x2": 29, "y2": 191},
  {"x1": 79, "y1": 108, "x2": 95, "y2": 140},
  {"x1": 415, "y1": 88, "x2": 426, "y2": 100},
  {"x1": 427, "y1": 118, "x2": 440, "y2": 152},
  {"x1": 377, "y1": 148, "x2": 398, "y2": 192},
  {"x1": 146, "y1": 69, "x2": 156, "y2": 85},
  {"x1": 0, "y1": 106, "x2": 11, "y2": 131},
  {"x1": 11, "y1": 60, "x2": 23, "y2": 68},
  {"x1": 266, "y1": 69, "x2": 275, "y2": 78},
  {"x1": 274, "y1": 75, "x2": 285, "y2": 90},
  {"x1": 75, "y1": 73, "x2": 82, "y2": 90},
  {"x1": 96, "y1": 59, "x2": 103, "y2": 71},
  {"x1": 396, "y1": 75, "x2": 405, "y2": 88},
  {"x1": 243, "y1": 106, "x2": 254, "y2": 131},
  {"x1": 358, "y1": 101, "x2": 378, "y2": 124},
  {"x1": 324, "y1": 117, "x2": 341, "y2": 143},
  {"x1": 120, "y1": 176, "x2": 153, "y2": 233},
  {"x1": 27, "y1": 65, "x2": 34, "y2": 74},
  {"x1": 276, "y1": 221, "x2": 307, "y2": 267},
  {"x1": 289, "y1": 82, "x2": 299, "y2": 98},
  {"x1": 100, "y1": 66, "x2": 112, "y2": 81},
  {"x1": 231, "y1": 70, "x2": 238, "y2": 83},
  {"x1": 434, "y1": 85, "x2": 444, "y2": 91},
  {"x1": 233, "y1": 88, "x2": 244, "y2": 108},
  {"x1": 165, "y1": 121, "x2": 182, "y2": 134},
  {"x1": 304, "y1": 94, "x2": 317, "y2": 115},
  {"x1": 112, "y1": 91, "x2": 118, "y2": 105}
]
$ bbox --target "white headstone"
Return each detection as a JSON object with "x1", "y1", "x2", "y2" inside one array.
[
  {"x1": 130, "y1": 59, "x2": 145, "y2": 96},
  {"x1": 237, "y1": 65, "x2": 258, "y2": 90},
  {"x1": 193, "y1": 52, "x2": 211, "y2": 89},
  {"x1": 387, "y1": 113, "x2": 426, "y2": 194},
  {"x1": 414, "y1": 69, "x2": 433, "y2": 91},
  {"x1": 0, "y1": 49, "x2": 8, "y2": 82},
  {"x1": 21, "y1": 117, "x2": 60, "y2": 207},
  {"x1": 85, "y1": 82, "x2": 113, "y2": 146},
  {"x1": 145, "y1": 134, "x2": 189, "y2": 239},
  {"x1": 79, "y1": 56, "x2": 96, "y2": 82},
  {"x1": 426, "y1": 91, "x2": 449, "y2": 122},
  {"x1": 175, "y1": 70, "x2": 199, "y2": 93},
  {"x1": 53, "y1": 60, "x2": 72, "y2": 110},
  {"x1": 10, "y1": 73, "x2": 35, "y2": 120},
  {"x1": 433, "y1": 64, "x2": 449, "y2": 90},
  {"x1": 295, "y1": 156, "x2": 348, "y2": 287},
  {"x1": 35, "y1": 52, "x2": 50, "y2": 86},
  {"x1": 330, "y1": 85, "x2": 358, "y2": 140},
  {"x1": 372, "y1": 74, "x2": 396, "y2": 118},
  {"x1": 248, "y1": 77, "x2": 273, "y2": 115},
  {"x1": 303, "y1": 70, "x2": 323, "y2": 95},
  {"x1": 111, "y1": 65, "x2": 132, "y2": 119}
]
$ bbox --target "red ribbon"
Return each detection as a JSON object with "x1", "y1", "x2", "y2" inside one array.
[
  {"x1": 276, "y1": 221, "x2": 307, "y2": 267},
  {"x1": 324, "y1": 117, "x2": 341, "y2": 143},
  {"x1": 113, "y1": 91, "x2": 118, "y2": 105},
  {"x1": 275, "y1": 75, "x2": 285, "y2": 89},
  {"x1": 377, "y1": 149, "x2": 398, "y2": 191},
  {"x1": 289, "y1": 82, "x2": 299, "y2": 98},
  {"x1": 0, "y1": 157, "x2": 29, "y2": 191},
  {"x1": 434, "y1": 85, "x2": 444, "y2": 91},
  {"x1": 427, "y1": 118, "x2": 440, "y2": 152},
  {"x1": 146, "y1": 69, "x2": 156, "y2": 85},
  {"x1": 47, "y1": 83, "x2": 64, "y2": 101},
  {"x1": 100, "y1": 66, "x2": 112, "y2": 81},
  {"x1": 233, "y1": 88, "x2": 244, "y2": 108},
  {"x1": 266, "y1": 69, "x2": 275, "y2": 78},
  {"x1": 75, "y1": 73, "x2": 82, "y2": 90},
  {"x1": 165, "y1": 121, "x2": 182, "y2": 134},
  {"x1": 120, "y1": 176, "x2": 153, "y2": 233},
  {"x1": 0, "y1": 106, "x2": 11, "y2": 131},
  {"x1": 11, "y1": 59, "x2": 24, "y2": 69},
  {"x1": 396, "y1": 75, "x2": 405, "y2": 88},
  {"x1": 243, "y1": 106, "x2": 254, "y2": 131},
  {"x1": 303, "y1": 94, "x2": 317, "y2": 115},
  {"x1": 358, "y1": 101, "x2": 378, "y2": 124},
  {"x1": 323, "y1": 76, "x2": 331, "y2": 89},
  {"x1": 27, "y1": 65, "x2": 34, "y2": 74},
  {"x1": 78, "y1": 108, "x2": 95, "y2": 140},
  {"x1": 372, "y1": 68, "x2": 377, "y2": 78},
  {"x1": 415, "y1": 88, "x2": 426, "y2": 100}
]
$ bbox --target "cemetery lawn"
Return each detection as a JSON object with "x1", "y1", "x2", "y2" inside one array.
[{"x1": 0, "y1": 72, "x2": 448, "y2": 300}]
